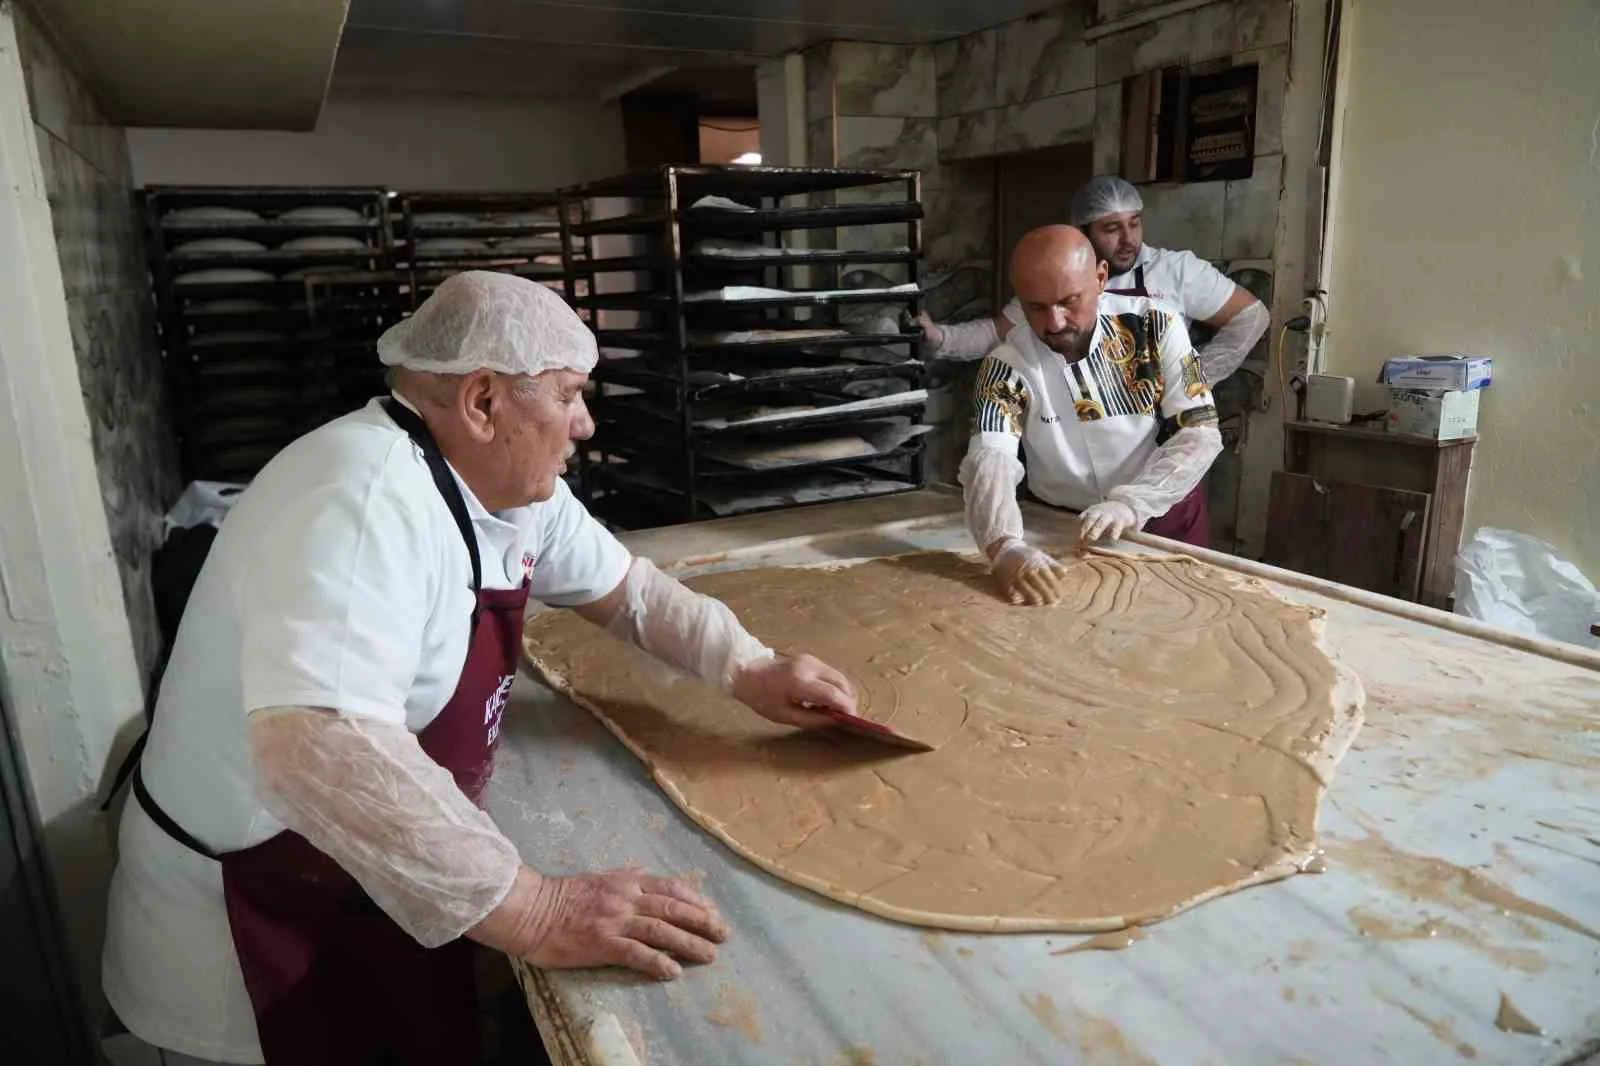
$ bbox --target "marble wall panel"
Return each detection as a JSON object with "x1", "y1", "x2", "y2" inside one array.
[
  {"x1": 1140, "y1": 180, "x2": 1228, "y2": 258},
  {"x1": 935, "y1": 30, "x2": 998, "y2": 116},
  {"x1": 995, "y1": 88, "x2": 1096, "y2": 154},
  {"x1": 1222, "y1": 152, "x2": 1282, "y2": 260},
  {"x1": 833, "y1": 42, "x2": 936, "y2": 118},
  {"x1": 995, "y1": 8, "x2": 1096, "y2": 106}
]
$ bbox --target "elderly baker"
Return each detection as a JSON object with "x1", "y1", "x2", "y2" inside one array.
[
  {"x1": 963, "y1": 227, "x2": 1223, "y2": 605},
  {"x1": 923, "y1": 175, "x2": 1270, "y2": 386},
  {"x1": 101, "y1": 272, "x2": 859, "y2": 1065}
]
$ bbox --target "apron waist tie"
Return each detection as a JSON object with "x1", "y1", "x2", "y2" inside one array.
[{"x1": 132, "y1": 764, "x2": 220, "y2": 861}]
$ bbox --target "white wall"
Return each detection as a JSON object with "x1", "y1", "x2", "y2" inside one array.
[
  {"x1": 1323, "y1": 0, "x2": 1600, "y2": 580},
  {"x1": 128, "y1": 91, "x2": 627, "y2": 190},
  {"x1": 1, "y1": 4, "x2": 149, "y2": 1017}
]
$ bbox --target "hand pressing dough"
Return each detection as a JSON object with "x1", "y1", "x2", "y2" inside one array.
[{"x1": 523, "y1": 551, "x2": 1364, "y2": 931}]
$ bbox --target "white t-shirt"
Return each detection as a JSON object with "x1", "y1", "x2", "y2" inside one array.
[
  {"x1": 1003, "y1": 244, "x2": 1237, "y2": 328},
  {"x1": 102, "y1": 397, "x2": 630, "y2": 1064},
  {"x1": 972, "y1": 292, "x2": 1218, "y2": 511}
]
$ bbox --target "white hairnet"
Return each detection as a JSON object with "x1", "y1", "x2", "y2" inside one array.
[
  {"x1": 1070, "y1": 176, "x2": 1144, "y2": 226},
  {"x1": 377, "y1": 270, "x2": 597, "y2": 378}
]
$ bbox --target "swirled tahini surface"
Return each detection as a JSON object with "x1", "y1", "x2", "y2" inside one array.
[{"x1": 523, "y1": 551, "x2": 1364, "y2": 931}]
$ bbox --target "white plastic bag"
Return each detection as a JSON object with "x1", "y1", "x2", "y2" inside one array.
[{"x1": 1454, "y1": 528, "x2": 1600, "y2": 648}]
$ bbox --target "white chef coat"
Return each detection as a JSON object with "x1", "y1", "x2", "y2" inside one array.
[
  {"x1": 102, "y1": 396, "x2": 630, "y2": 1064},
  {"x1": 1002, "y1": 244, "x2": 1237, "y2": 329},
  {"x1": 971, "y1": 292, "x2": 1218, "y2": 511}
]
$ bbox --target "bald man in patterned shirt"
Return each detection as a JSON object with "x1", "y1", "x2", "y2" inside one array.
[{"x1": 960, "y1": 226, "x2": 1223, "y2": 607}]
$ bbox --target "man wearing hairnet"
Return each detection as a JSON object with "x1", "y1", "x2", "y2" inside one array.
[
  {"x1": 962, "y1": 227, "x2": 1223, "y2": 605},
  {"x1": 101, "y1": 272, "x2": 860, "y2": 1065},
  {"x1": 921, "y1": 176, "x2": 1269, "y2": 385}
]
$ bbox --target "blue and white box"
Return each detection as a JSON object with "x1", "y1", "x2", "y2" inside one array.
[{"x1": 1379, "y1": 355, "x2": 1492, "y2": 391}]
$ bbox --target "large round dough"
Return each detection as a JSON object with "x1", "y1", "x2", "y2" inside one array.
[{"x1": 523, "y1": 551, "x2": 1364, "y2": 931}]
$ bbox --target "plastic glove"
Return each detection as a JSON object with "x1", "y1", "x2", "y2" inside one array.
[
  {"x1": 470, "y1": 865, "x2": 730, "y2": 982},
  {"x1": 959, "y1": 445, "x2": 1026, "y2": 556},
  {"x1": 1079, "y1": 501, "x2": 1140, "y2": 544},
  {"x1": 731, "y1": 653, "x2": 858, "y2": 729},
  {"x1": 1105, "y1": 425, "x2": 1222, "y2": 527},
  {"x1": 1197, "y1": 300, "x2": 1269, "y2": 383},
  {"x1": 919, "y1": 313, "x2": 1001, "y2": 361},
  {"x1": 251, "y1": 707, "x2": 522, "y2": 948},
  {"x1": 991, "y1": 540, "x2": 1070, "y2": 606},
  {"x1": 607, "y1": 556, "x2": 774, "y2": 694}
]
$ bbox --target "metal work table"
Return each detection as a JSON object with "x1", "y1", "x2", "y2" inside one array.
[{"x1": 487, "y1": 487, "x2": 1600, "y2": 1065}]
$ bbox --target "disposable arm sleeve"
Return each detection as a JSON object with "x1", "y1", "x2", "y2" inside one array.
[
  {"x1": 1197, "y1": 300, "x2": 1269, "y2": 383},
  {"x1": 249, "y1": 707, "x2": 522, "y2": 949},
  {"x1": 1106, "y1": 425, "x2": 1223, "y2": 524},
  {"x1": 604, "y1": 556, "x2": 774, "y2": 693},
  {"x1": 931, "y1": 317, "x2": 1001, "y2": 361},
  {"x1": 959, "y1": 445, "x2": 1026, "y2": 557}
]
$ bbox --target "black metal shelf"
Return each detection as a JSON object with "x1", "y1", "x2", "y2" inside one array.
[
  {"x1": 406, "y1": 222, "x2": 561, "y2": 238},
  {"x1": 559, "y1": 165, "x2": 926, "y2": 526},
  {"x1": 395, "y1": 190, "x2": 574, "y2": 310},
  {"x1": 570, "y1": 246, "x2": 917, "y2": 277},
  {"x1": 594, "y1": 329, "x2": 914, "y2": 355},
  {"x1": 166, "y1": 248, "x2": 384, "y2": 268},
  {"x1": 143, "y1": 185, "x2": 407, "y2": 483},
  {"x1": 578, "y1": 287, "x2": 920, "y2": 313},
  {"x1": 586, "y1": 465, "x2": 921, "y2": 528},
  {"x1": 570, "y1": 201, "x2": 921, "y2": 238},
  {"x1": 593, "y1": 357, "x2": 921, "y2": 400},
  {"x1": 600, "y1": 440, "x2": 925, "y2": 482},
  {"x1": 597, "y1": 391, "x2": 928, "y2": 441},
  {"x1": 572, "y1": 164, "x2": 919, "y2": 201}
]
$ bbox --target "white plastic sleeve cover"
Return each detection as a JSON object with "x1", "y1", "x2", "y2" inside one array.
[
  {"x1": 1106, "y1": 425, "x2": 1224, "y2": 524},
  {"x1": 933, "y1": 317, "x2": 1002, "y2": 361},
  {"x1": 249, "y1": 707, "x2": 522, "y2": 949},
  {"x1": 959, "y1": 444, "x2": 1027, "y2": 559},
  {"x1": 606, "y1": 556, "x2": 775, "y2": 693},
  {"x1": 1197, "y1": 299, "x2": 1269, "y2": 383}
]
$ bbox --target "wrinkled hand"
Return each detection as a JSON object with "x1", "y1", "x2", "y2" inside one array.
[
  {"x1": 916, "y1": 311, "x2": 945, "y2": 351},
  {"x1": 732, "y1": 653, "x2": 858, "y2": 729},
  {"x1": 991, "y1": 540, "x2": 1069, "y2": 606},
  {"x1": 1079, "y1": 500, "x2": 1140, "y2": 544},
  {"x1": 475, "y1": 866, "x2": 729, "y2": 982}
]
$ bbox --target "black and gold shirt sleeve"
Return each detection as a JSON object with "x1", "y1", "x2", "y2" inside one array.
[
  {"x1": 971, "y1": 355, "x2": 1030, "y2": 439},
  {"x1": 1153, "y1": 309, "x2": 1218, "y2": 440}
]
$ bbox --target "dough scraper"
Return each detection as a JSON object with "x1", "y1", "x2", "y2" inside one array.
[{"x1": 806, "y1": 703, "x2": 936, "y2": 752}]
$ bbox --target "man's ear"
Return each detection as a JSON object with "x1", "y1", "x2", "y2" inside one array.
[
  {"x1": 1096, "y1": 260, "x2": 1109, "y2": 291},
  {"x1": 457, "y1": 370, "x2": 499, "y2": 443}
]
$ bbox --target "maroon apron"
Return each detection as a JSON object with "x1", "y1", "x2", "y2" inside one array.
[
  {"x1": 1107, "y1": 264, "x2": 1212, "y2": 549},
  {"x1": 1142, "y1": 482, "x2": 1211, "y2": 548},
  {"x1": 134, "y1": 398, "x2": 529, "y2": 1065}
]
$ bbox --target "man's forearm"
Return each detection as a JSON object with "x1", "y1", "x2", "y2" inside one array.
[
  {"x1": 598, "y1": 556, "x2": 774, "y2": 693},
  {"x1": 959, "y1": 445, "x2": 1027, "y2": 555},
  {"x1": 1198, "y1": 300, "x2": 1269, "y2": 382},
  {"x1": 250, "y1": 707, "x2": 523, "y2": 948},
  {"x1": 1106, "y1": 425, "x2": 1223, "y2": 523}
]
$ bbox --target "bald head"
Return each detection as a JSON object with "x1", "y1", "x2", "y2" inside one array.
[{"x1": 1009, "y1": 225, "x2": 1107, "y2": 360}]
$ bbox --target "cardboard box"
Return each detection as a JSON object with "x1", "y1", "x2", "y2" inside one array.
[
  {"x1": 1387, "y1": 387, "x2": 1480, "y2": 440},
  {"x1": 1379, "y1": 355, "x2": 1492, "y2": 391}
]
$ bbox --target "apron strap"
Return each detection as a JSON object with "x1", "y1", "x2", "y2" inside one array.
[
  {"x1": 382, "y1": 398, "x2": 482, "y2": 595},
  {"x1": 133, "y1": 764, "x2": 220, "y2": 861}
]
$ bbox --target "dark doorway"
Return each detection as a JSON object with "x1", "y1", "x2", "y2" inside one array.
[{"x1": 994, "y1": 142, "x2": 1096, "y2": 302}]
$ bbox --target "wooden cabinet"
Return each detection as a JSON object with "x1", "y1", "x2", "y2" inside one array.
[{"x1": 1264, "y1": 422, "x2": 1476, "y2": 608}]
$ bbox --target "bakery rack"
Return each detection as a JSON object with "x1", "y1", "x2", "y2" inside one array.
[
  {"x1": 142, "y1": 186, "x2": 405, "y2": 481},
  {"x1": 557, "y1": 165, "x2": 927, "y2": 529},
  {"x1": 394, "y1": 191, "x2": 574, "y2": 308}
]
